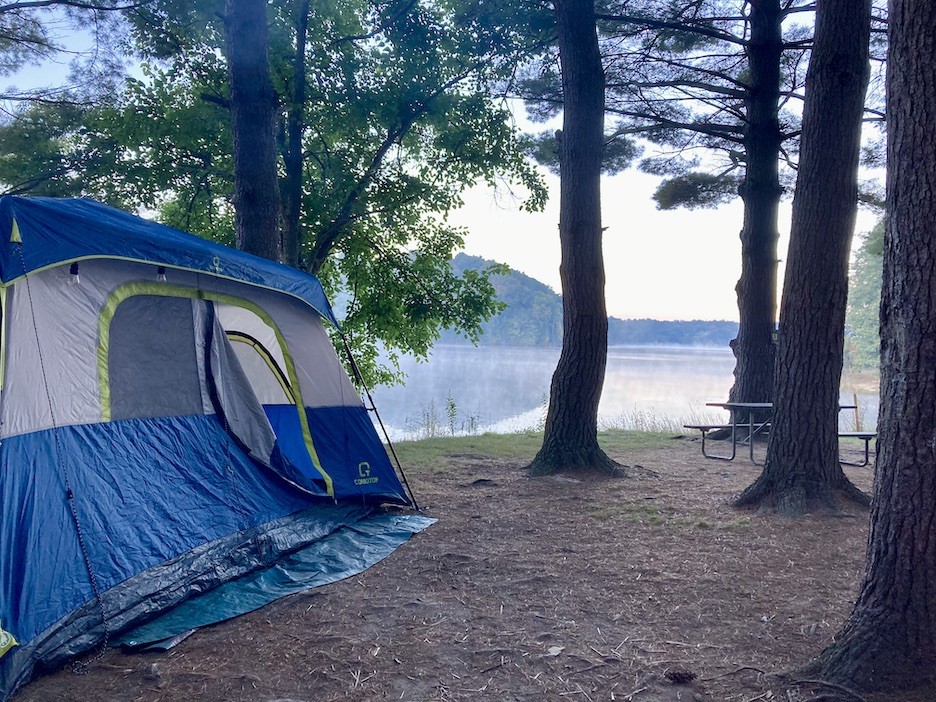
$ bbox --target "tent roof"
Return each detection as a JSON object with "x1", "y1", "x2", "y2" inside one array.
[{"x1": 0, "y1": 196, "x2": 339, "y2": 326}]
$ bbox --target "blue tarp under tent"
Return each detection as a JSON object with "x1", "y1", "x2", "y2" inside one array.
[{"x1": 0, "y1": 197, "x2": 424, "y2": 700}]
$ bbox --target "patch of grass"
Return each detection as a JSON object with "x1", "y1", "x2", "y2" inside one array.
[
  {"x1": 600, "y1": 407, "x2": 727, "y2": 434},
  {"x1": 598, "y1": 429, "x2": 674, "y2": 453},
  {"x1": 392, "y1": 429, "x2": 673, "y2": 473},
  {"x1": 625, "y1": 505, "x2": 664, "y2": 525},
  {"x1": 392, "y1": 432, "x2": 539, "y2": 472},
  {"x1": 723, "y1": 517, "x2": 751, "y2": 532}
]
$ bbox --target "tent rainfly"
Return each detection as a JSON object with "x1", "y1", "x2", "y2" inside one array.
[{"x1": 0, "y1": 196, "x2": 414, "y2": 699}]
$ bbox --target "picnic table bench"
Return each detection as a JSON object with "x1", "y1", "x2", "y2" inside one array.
[
  {"x1": 682, "y1": 423, "x2": 741, "y2": 461},
  {"x1": 838, "y1": 431, "x2": 877, "y2": 467},
  {"x1": 682, "y1": 402, "x2": 773, "y2": 464}
]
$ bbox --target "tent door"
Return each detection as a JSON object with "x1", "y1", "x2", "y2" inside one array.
[
  {"x1": 204, "y1": 302, "x2": 279, "y2": 468},
  {"x1": 98, "y1": 284, "x2": 334, "y2": 497}
]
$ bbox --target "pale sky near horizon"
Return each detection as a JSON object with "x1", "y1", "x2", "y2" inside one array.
[{"x1": 452, "y1": 167, "x2": 881, "y2": 323}]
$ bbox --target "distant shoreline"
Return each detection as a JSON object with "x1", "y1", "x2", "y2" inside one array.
[{"x1": 434, "y1": 341, "x2": 734, "y2": 351}]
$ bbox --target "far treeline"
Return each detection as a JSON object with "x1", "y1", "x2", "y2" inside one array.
[
  {"x1": 448, "y1": 252, "x2": 880, "y2": 357},
  {"x1": 442, "y1": 253, "x2": 737, "y2": 346}
]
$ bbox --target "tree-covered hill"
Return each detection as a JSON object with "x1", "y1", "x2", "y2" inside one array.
[{"x1": 442, "y1": 254, "x2": 738, "y2": 347}]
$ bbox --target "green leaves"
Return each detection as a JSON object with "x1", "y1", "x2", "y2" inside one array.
[{"x1": 328, "y1": 229, "x2": 506, "y2": 386}]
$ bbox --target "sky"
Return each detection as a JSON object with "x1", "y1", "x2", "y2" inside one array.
[{"x1": 453, "y1": 167, "x2": 881, "y2": 323}]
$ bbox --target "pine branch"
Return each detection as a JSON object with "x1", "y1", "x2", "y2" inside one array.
[
  {"x1": 596, "y1": 13, "x2": 747, "y2": 47},
  {"x1": 0, "y1": 0, "x2": 151, "y2": 11}
]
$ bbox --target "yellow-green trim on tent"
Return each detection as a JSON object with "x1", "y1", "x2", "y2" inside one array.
[
  {"x1": 9, "y1": 218, "x2": 21, "y2": 244},
  {"x1": 0, "y1": 620, "x2": 17, "y2": 659},
  {"x1": 97, "y1": 281, "x2": 333, "y2": 496},
  {"x1": 226, "y1": 331, "x2": 295, "y2": 402}
]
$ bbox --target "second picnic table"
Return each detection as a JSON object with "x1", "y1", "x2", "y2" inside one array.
[{"x1": 684, "y1": 401, "x2": 874, "y2": 466}]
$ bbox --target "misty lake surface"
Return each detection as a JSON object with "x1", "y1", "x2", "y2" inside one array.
[{"x1": 369, "y1": 345, "x2": 880, "y2": 441}]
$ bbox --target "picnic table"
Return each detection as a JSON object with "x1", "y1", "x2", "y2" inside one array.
[{"x1": 684, "y1": 401, "x2": 875, "y2": 467}]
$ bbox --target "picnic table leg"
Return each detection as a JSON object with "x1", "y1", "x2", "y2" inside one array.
[
  {"x1": 700, "y1": 416, "x2": 738, "y2": 461},
  {"x1": 840, "y1": 435, "x2": 873, "y2": 467},
  {"x1": 749, "y1": 409, "x2": 770, "y2": 466}
]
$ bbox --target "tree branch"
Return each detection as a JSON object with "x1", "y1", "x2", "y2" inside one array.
[
  {"x1": 596, "y1": 13, "x2": 747, "y2": 47},
  {"x1": 306, "y1": 58, "x2": 493, "y2": 273},
  {"x1": 0, "y1": 0, "x2": 151, "y2": 11},
  {"x1": 606, "y1": 108, "x2": 745, "y2": 143},
  {"x1": 607, "y1": 78, "x2": 745, "y2": 100}
]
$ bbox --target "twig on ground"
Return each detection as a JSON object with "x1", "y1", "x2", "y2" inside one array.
[
  {"x1": 568, "y1": 662, "x2": 608, "y2": 676},
  {"x1": 702, "y1": 665, "x2": 768, "y2": 681},
  {"x1": 663, "y1": 640, "x2": 721, "y2": 649},
  {"x1": 793, "y1": 678, "x2": 869, "y2": 702},
  {"x1": 479, "y1": 659, "x2": 506, "y2": 674}
]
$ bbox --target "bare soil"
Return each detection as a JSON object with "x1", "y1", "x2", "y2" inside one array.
[{"x1": 15, "y1": 437, "x2": 916, "y2": 702}]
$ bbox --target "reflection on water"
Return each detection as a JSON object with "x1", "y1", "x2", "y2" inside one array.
[
  {"x1": 369, "y1": 345, "x2": 880, "y2": 440},
  {"x1": 369, "y1": 345, "x2": 720, "y2": 439}
]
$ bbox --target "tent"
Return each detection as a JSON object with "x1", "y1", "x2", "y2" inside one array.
[{"x1": 0, "y1": 196, "x2": 415, "y2": 698}]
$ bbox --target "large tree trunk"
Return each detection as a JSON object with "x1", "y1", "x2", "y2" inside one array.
[
  {"x1": 225, "y1": 0, "x2": 282, "y2": 262},
  {"x1": 728, "y1": 0, "x2": 783, "y2": 413},
  {"x1": 735, "y1": 0, "x2": 870, "y2": 515},
  {"x1": 528, "y1": 0, "x2": 618, "y2": 477},
  {"x1": 281, "y1": 0, "x2": 311, "y2": 268},
  {"x1": 812, "y1": 0, "x2": 936, "y2": 691}
]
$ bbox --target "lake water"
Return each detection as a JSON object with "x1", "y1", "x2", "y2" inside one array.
[{"x1": 369, "y1": 345, "x2": 879, "y2": 440}]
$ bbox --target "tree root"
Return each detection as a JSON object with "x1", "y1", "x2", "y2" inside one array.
[
  {"x1": 734, "y1": 475, "x2": 869, "y2": 516},
  {"x1": 527, "y1": 446, "x2": 624, "y2": 478}
]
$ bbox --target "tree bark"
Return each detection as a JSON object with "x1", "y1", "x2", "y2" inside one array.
[
  {"x1": 728, "y1": 0, "x2": 783, "y2": 413},
  {"x1": 225, "y1": 0, "x2": 282, "y2": 262},
  {"x1": 528, "y1": 0, "x2": 619, "y2": 477},
  {"x1": 735, "y1": 0, "x2": 870, "y2": 515},
  {"x1": 811, "y1": 0, "x2": 936, "y2": 691},
  {"x1": 281, "y1": 0, "x2": 310, "y2": 268}
]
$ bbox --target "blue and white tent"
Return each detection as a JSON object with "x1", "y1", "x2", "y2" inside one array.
[{"x1": 0, "y1": 197, "x2": 413, "y2": 698}]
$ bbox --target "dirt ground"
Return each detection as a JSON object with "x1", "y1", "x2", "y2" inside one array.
[{"x1": 15, "y1": 436, "x2": 914, "y2": 702}]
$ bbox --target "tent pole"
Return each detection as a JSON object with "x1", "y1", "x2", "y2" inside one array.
[{"x1": 340, "y1": 336, "x2": 420, "y2": 511}]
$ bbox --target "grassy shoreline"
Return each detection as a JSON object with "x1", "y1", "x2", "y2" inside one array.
[{"x1": 393, "y1": 429, "x2": 674, "y2": 472}]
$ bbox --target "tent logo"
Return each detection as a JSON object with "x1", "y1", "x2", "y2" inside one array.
[
  {"x1": 210, "y1": 255, "x2": 223, "y2": 274},
  {"x1": 354, "y1": 461, "x2": 379, "y2": 486},
  {"x1": 0, "y1": 624, "x2": 17, "y2": 659}
]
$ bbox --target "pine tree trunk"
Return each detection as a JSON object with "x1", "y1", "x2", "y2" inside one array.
[
  {"x1": 281, "y1": 0, "x2": 310, "y2": 268},
  {"x1": 225, "y1": 0, "x2": 282, "y2": 262},
  {"x1": 728, "y1": 0, "x2": 783, "y2": 413},
  {"x1": 735, "y1": 0, "x2": 870, "y2": 516},
  {"x1": 528, "y1": 0, "x2": 618, "y2": 477},
  {"x1": 813, "y1": 0, "x2": 936, "y2": 691}
]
